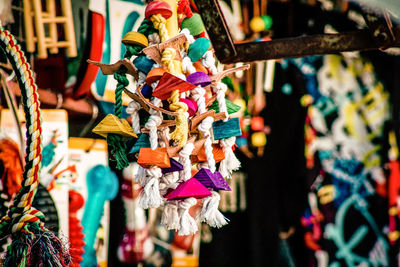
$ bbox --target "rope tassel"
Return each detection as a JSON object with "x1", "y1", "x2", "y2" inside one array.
[
  {"x1": 219, "y1": 137, "x2": 241, "y2": 178},
  {"x1": 161, "y1": 201, "x2": 180, "y2": 230},
  {"x1": 178, "y1": 197, "x2": 198, "y2": 236},
  {"x1": 201, "y1": 191, "x2": 229, "y2": 228},
  {"x1": 139, "y1": 166, "x2": 163, "y2": 209}
]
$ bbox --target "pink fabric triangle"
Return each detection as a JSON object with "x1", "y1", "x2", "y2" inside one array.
[{"x1": 165, "y1": 178, "x2": 212, "y2": 200}]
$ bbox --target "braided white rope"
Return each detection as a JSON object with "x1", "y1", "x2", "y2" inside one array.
[
  {"x1": 202, "y1": 50, "x2": 217, "y2": 75},
  {"x1": 126, "y1": 101, "x2": 142, "y2": 134},
  {"x1": 190, "y1": 86, "x2": 216, "y2": 172},
  {"x1": 137, "y1": 71, "x2": 147, "y2": 85},
  {"x1": 180, "y1": 29, "x2": 196, "y2": 74},
  {"x1": 190, "y1": 86, "x2": 206, "y2": 113},
  {"x1": 198, "y1": 116, "x2": 216, "y2": 173},
  {"x1": 213, "y1": 82, "x2": 229, "y2": 121},
  {"x1": 145, "y1": 97, "x2": 163, "y2": 150},
  {"x1": 179, "y1": 142, "x2": 194, "y2": 181}
]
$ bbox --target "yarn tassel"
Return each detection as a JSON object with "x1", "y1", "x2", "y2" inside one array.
[
  {"x1": 3, "y1": 211, "x2": 70, "y2": 266},
  {"x1": 161, "y1": 201, "x2": 180, "y2": 230},
  {"x1": 200, "y1": 191, "x2": 229, "y2": 228},
  {"x1": 178, "y1": 197, "x2": 198, "y2": 235}
]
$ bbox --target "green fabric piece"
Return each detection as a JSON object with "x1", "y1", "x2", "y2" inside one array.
[{"x1": 209, "y1": 99, "x2": 242, "y2": 114}]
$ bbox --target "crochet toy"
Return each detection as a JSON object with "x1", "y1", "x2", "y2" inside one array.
[{"x1": 92, "y1": 0, "x2": 249, "y2": 235}]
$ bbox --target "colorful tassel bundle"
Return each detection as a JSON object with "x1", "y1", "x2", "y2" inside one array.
[{"x1": 92, "y1": 0, "x2": 249, "y2": 235}]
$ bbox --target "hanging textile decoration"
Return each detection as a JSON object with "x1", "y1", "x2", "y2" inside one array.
[
  {"x1": 91, "y1": 0, "x2": 249, "y2": 235},
  {"x1": 0, "y1": 27, "x2": 70, "y2": 266}
]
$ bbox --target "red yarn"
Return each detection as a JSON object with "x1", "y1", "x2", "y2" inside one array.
[
  {"x1": 177, "y1": 0, "x2": 193, "y2": 18},
  {"x1": 197, "y1": 32, "x2": 206, "y2": 38}
]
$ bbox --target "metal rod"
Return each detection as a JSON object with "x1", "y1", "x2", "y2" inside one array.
[
  {"x1": 194, "y1": 0, "x2": 400, "y2": 63},
  {"x1": 233, "y1": 29, "x2": 400, "y2": 63}
]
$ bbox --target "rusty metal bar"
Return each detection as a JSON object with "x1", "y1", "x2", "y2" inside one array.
[
  {"x1": 194, "y1": 0, "x2": 400, "y2": 63},
  {"x1": 194, "y1": 0, "x2": 237, "y2": 62},
  {"x1": 233, "y1": 28, "x2": 400, "y2": 63}
]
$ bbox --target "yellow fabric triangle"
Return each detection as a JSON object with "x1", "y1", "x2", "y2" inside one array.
[{"x1": 92, "y1": 114, "x2": 138, "y2": 138}]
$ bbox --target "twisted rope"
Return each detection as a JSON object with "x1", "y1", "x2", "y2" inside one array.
[
  {"x1": 168, "y1": 90, "x2": 188, "y2": 146},
  {"x1": 160, "y1": 48, "x2": 188, "y2": 146},
  {"x1": 0, "y1": 29, "x2": 43, "y2": 236},
  {"x1": 0, "y1": 27, "x2": 70, "y2": 266},
  {"x1": 190, "y1": 87, "x2": 216, "y2": 172},
  {"x1": 150, "y1": 14, "x2": 169, "y2": 42}
]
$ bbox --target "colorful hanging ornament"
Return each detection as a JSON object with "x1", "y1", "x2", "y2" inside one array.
[{"x1": 89, "y1": 0, "x2": 249, "y2": 235}]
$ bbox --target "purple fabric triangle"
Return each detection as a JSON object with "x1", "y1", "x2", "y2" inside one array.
[
  {"x1": 193, "y1": 168, "x2": 231, "y2": 191},
  {"x1": 161, "y1": 158, "x2": 184, "y2": 174}
]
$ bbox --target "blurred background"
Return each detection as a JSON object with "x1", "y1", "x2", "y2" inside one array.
[{"x1": 0, "y1": 0, "x2": 400, "y2": 266}]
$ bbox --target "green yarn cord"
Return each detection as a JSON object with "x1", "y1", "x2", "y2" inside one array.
[
  {"x1": 107, "y1": 67, "x2": 130, "y2": 170},
  {"x1": 107, "y1": 134, "x2": 129, "y2": 170},
  {"x1": 114, "y1": 68, "x2": 128, "y2": 117},
  {"x1": 5, "y1": 212, "x2": 70, "y2": 266},
  {"x1": 108, "y1": 18, "x2": 155, "y2": 170},
  {"x1": 125, "y1": 45, "x2": 143, "y2": 59},
  {"x1": 137, "y1": 19, "x2": 157, "y2": 36}
]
